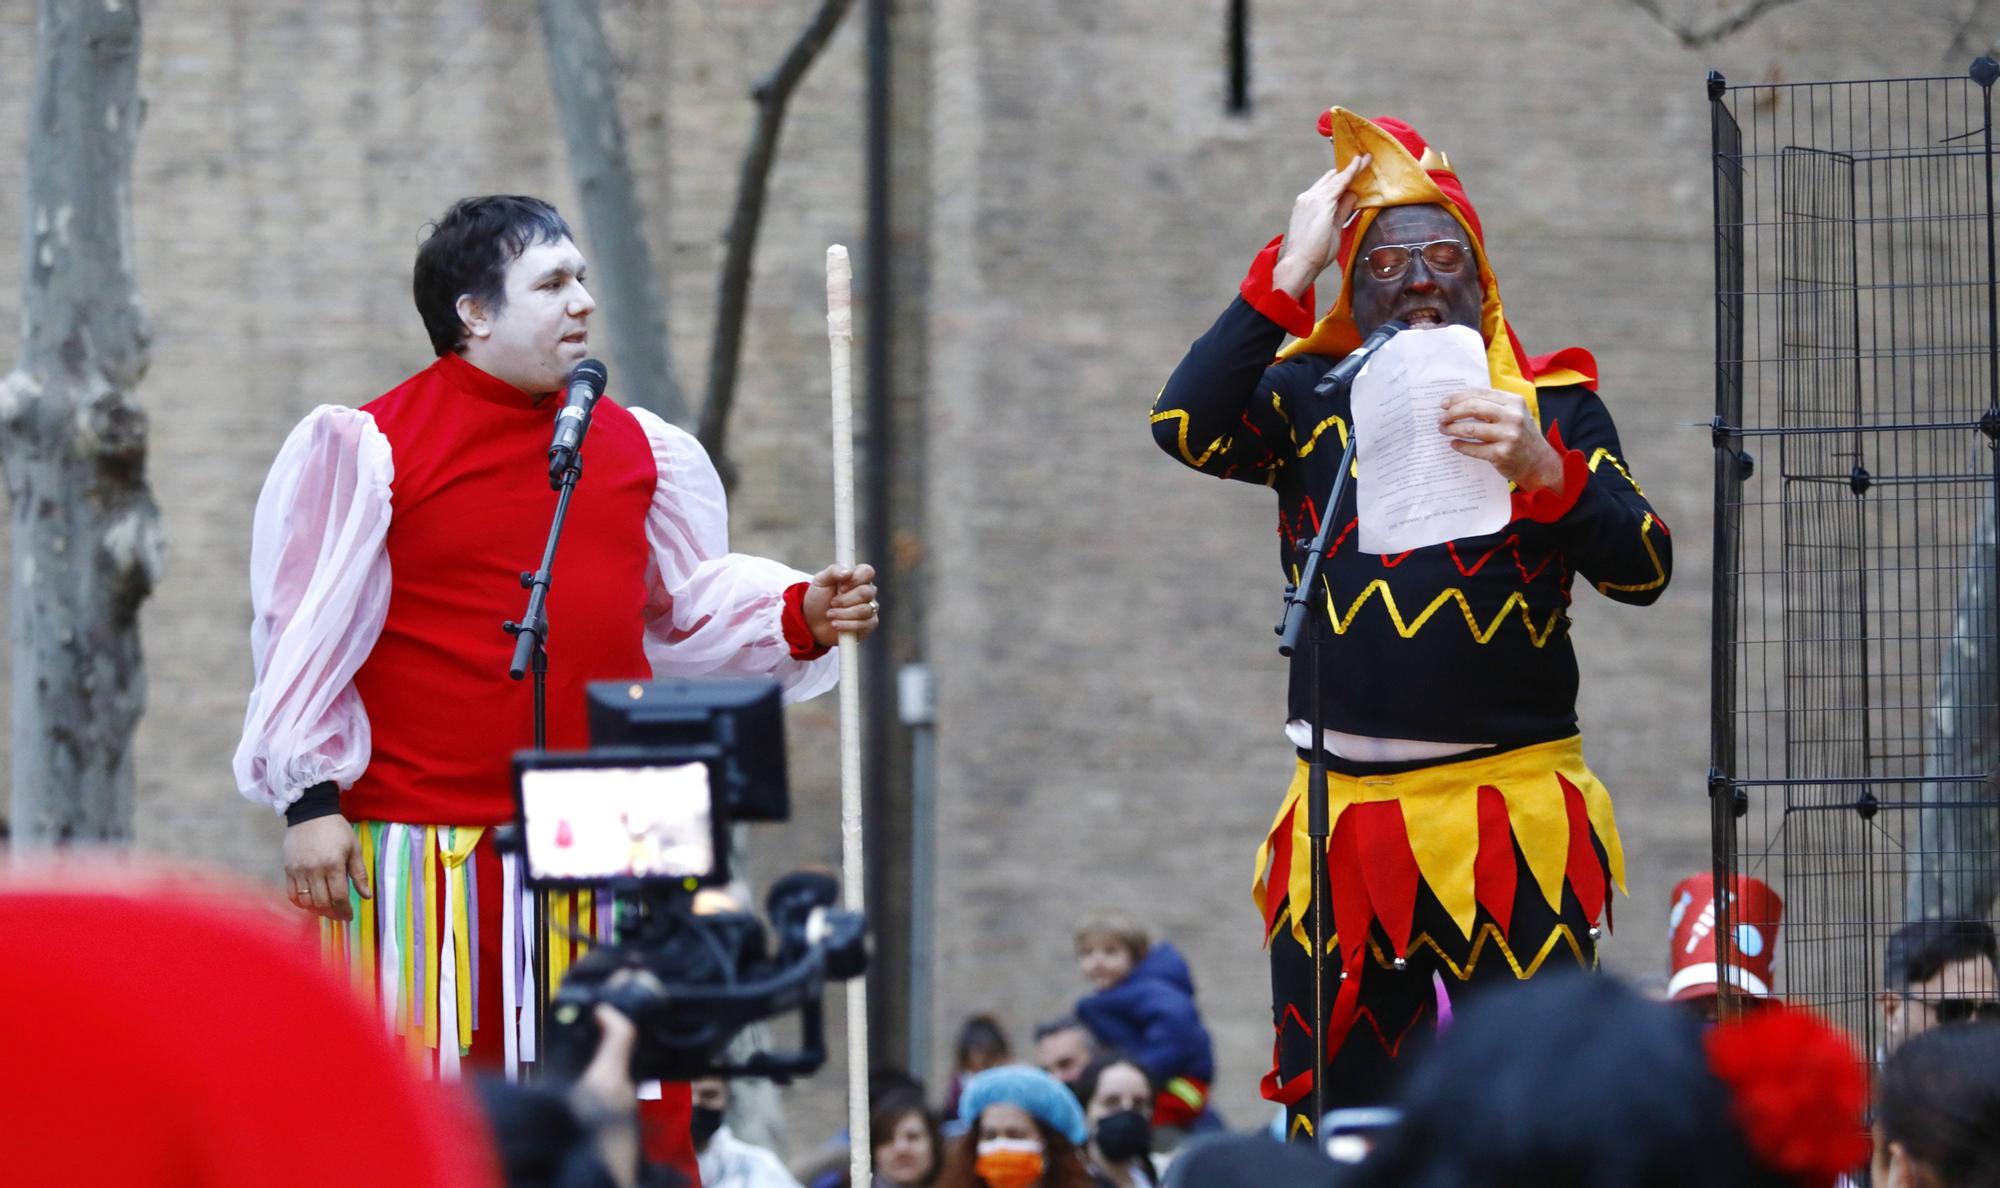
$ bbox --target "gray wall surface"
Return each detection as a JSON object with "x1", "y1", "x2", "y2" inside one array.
[{"x1": 0, "y1": 0, "x2": 1991, "y2": 1150}]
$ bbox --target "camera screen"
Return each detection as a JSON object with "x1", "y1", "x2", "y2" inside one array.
[{"x1": 520, "y1": 762, "x2": 716, "y2": 882}]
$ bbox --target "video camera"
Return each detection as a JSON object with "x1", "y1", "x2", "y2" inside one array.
[{"x1": 508, "y1": 678, "x2": 867, "y2": 1084}]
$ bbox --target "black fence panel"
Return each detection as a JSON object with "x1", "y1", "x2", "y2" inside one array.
[{"x1": 1709, "y1": 63, "x2": 2000, "y2": 1055}]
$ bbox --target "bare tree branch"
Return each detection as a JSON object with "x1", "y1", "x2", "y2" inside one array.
[
  {"x1": 1948, "y1": 0, "x2": 1999, "y2": 63},
  {"x1": 2, "y1": 0, "x2": 163, "y2": 846},
  {"x1": 541, "y1": 0, "x2": 689, "y2": 423},
  {"x1": 1623, "y1": 0, "x2": 1804, "y2": 47},
  {"x1": 698, "y1": 0, "x2": 859, "y2": 470}
]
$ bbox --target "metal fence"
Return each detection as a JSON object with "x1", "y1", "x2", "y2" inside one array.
[{"x1": 1708, "y1": 61, "x2": 2000, "y2": 1053}]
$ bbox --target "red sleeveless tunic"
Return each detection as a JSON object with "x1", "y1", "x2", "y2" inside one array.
[{"x1": 346, "y1": 353, "x2": 656, "y2": 826}]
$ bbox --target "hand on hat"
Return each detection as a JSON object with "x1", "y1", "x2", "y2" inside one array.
[
  {"x1": 1439, "y1": 388, "x2": 1567, "y2": 495},
  {"x1": 1274, "y1": 153, "x2": 1371, "y2": 300}
]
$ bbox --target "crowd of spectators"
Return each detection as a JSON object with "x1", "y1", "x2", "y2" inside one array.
[{"x1": 9, "y1": 868, "x2": 2000, "y2": 1187}]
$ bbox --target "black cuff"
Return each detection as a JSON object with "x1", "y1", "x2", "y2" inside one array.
[{"x1": 284, "y1": 782, "x2": 343, "y2": 827}]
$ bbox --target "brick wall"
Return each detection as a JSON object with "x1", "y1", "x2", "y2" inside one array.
[{"x1": 0, "y1": 0, "x2": 1989, "y2": 1149}]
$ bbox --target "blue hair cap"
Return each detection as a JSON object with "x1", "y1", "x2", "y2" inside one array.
[{"x1": 955, "y1": 1064, "x2": 1089, "y2": 1146}]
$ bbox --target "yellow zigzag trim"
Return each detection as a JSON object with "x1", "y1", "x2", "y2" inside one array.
[
  {"x1": 1296, "y1": 411, "x2": 1349, "y2": 460},
  {"x1": 1322, "y1": 576, "x2": 1566, "y2": 646},
  {"x1": 1587, "y1": 447, "x2": 1646, "y2": 497},
  {"x1": 1364, "y1": 923, "x2": 1594, "y2": 981},
  {"x1": 1149, "y1": 406, "x2": 1233, "y2": 468},
  {"x1": 1261, "y1": 920, "x2": 1594, "y2": 981},
  {"x1": 1594, "y1": 513, "x2": 1667, "y2": 596}
]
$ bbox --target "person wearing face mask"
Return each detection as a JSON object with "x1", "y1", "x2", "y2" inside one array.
[
  {"x1": 1150, "y1": 108, "x2": 1670, "y2": 1135},
  {"x1": 1074, "y1": 1059, "x2": 1161, "y2": 1188},
  {"x1": 692, "y1": 1078, "x2": 806, "y2": 1188},
  {"x1": 936, "y1": 1066, "x2": 1095, "y2": 1188}
]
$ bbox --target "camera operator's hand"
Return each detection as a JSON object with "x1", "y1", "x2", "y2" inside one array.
[
  {"x1": 805, "y1": 562, "x2": 879, "y2": 647},
  {"x1": 282, "y1": 816, "x2": 370, "y2": 921},
  {"x1": 571, "y1": 1004, "x2": 642, "y2": 1188}
]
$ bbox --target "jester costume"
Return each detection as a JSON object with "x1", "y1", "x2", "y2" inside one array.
[
  {"x1": 1150, "y1": 111, "x2": 1670, "y2": 1131},
  {"x1": 235, "y1": 352, "x2": 838, "y2": 1180}
]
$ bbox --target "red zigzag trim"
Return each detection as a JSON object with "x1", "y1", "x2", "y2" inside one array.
[{"x1": 1277, "y1": 515, "x2": 1558, "y2": 584}]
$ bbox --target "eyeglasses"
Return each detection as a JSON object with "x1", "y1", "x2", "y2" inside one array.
[
  {"x1": 1361, "y1": 238, "x2": 1471, "y2": 281},
  {"x1": 1900, "y1": 992, "x2": 2000, "y2": 1023}
]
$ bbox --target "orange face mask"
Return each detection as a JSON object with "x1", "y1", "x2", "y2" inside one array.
[{"x1": 974, "y1": 1138, "x2": 1046, "y2": 1188}]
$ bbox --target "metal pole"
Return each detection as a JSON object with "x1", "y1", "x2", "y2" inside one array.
[
  {"x1": 863, "y1": 0, "x2": 905, "y2": 1073},
  {"x1": 1974, "y1": 58, "x2": 1999, "y2": 417},
  {"x1": 1974, "y1": 59, "x2": 2000, "y2": 941},
  {"x1": 1706, "y1": 68, "x2": 1744, "y2": 1016},
  {"x1": 900, "y1": 662, "x2": 938, "y2": 1086}
]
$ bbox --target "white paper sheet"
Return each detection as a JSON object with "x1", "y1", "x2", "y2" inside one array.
[{"x1": 1351, "y1": 324, "x2": 1511, "y2": 554}]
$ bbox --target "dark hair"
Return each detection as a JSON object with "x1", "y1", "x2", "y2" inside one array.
[
  {"x1": 872, "y1": 1065, "x2": 927, "y2": 1103},
  {"x1": 865, "y1": 1090, "x2": 944, "y2": 1188},
  {"x1": 1072, "y1": 1056, "x2": 1150, "y2": 1113},
  {"x1": 933, "y1": 1118, "x2": 1094, "y2": 1188},
  {"x1": 1032, "y1": 1017, "x2": 1090, "y2": 1045},
  {"x1": 412, "y1": 195, "x2": 574, "y2": 356},
  {"x1": 1877, "y1": 1023, "x2": 2000, "y2": 1188},
  {"x1": 1162, "y1": 1134, "x2": 1345, "y2": 1188},
  {"x1": 473, "y1": 1076, "x2": 687, "y2": 1188},
  {"x1": 1883, "y1": 919, "x2": 2000, "y2": 991},
  {"x1": 955, "y1": 1015, "x2": 1011, "y2": 1071},
  {"x1": 1346, "y1": 975, "x2": 1789, "y2": 1188}
]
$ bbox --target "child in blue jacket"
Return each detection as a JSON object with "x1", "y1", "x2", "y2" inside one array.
[{"x1": 1072, "y1": 912, "x2": 1220, "y2": 1131}]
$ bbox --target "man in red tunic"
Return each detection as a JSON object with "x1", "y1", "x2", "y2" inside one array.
[{"x1": 234, "y1": 195, "x2": 877, "y2": 1181}]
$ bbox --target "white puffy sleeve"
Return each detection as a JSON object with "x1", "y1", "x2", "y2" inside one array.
[
  {"x1": 631, "y1": 406, "x2": 839, "y2": 704},
  {"x1": 231, "y1": 406, "x2": 395, "y2": 812}
]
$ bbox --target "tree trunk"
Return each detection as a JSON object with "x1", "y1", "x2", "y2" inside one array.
[
  {"x1": 0, "y1": 0, "x2": 163, "y2": 846},
  {"x1": 539, "y1": 0, "x2": 689, "y2": 424}
]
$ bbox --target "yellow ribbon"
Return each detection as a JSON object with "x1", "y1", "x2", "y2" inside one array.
[
  {"x1": 421, "y1": 825, "x2": 438, "y2": 1051},
  {"x1": 441, "y1": 826, "x2": 483, "y2": 1054}
]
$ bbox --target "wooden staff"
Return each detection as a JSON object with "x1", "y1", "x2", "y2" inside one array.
[{"x1": 827, "y1": 244, "x2": 872, "y2": 1188}]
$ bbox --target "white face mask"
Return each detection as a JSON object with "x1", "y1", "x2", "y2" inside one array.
[{"x1": 975, "y1": 1137, "x2": 1045, "y2": 1159}]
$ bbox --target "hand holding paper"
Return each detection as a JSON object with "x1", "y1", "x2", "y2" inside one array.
[{"x1": 1351, "y1": 325, "x2": 1511, "y2": 554}]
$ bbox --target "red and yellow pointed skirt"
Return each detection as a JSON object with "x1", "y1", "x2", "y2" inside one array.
[{"x1": 1253, "y1": 734, "x2": 1625, "y2": 1118}]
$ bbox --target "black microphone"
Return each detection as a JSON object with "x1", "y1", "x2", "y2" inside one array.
[
  {"x1": 1314, "y1": 319, "x2": 1409, "y2": 397},
  {"x1": 547, "y1": 358, "x2": 608, "y2": 488}
]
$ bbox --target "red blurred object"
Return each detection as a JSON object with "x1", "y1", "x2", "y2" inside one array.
[
  {"x1": 1705, "y1": 1006, "x2": 1872, "y2": 1188},
  {"x1": 0, "y1": 863, "x2": 499, "y2": 1186}
]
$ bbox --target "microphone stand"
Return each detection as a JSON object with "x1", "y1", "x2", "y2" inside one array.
[
  {"x1": 1275, "y1": 414, "x2": 1360, "y2": 1144},
  {"x1": 504, "y1": 447, "x2": 585, "y2": 1080}
]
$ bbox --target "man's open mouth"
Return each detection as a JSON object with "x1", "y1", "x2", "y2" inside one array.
[{"x1": 1401, "y1": 306, "x2": 1445, "y2": 327}]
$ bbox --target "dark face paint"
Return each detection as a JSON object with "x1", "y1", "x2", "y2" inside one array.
[{"x1": 1349, "y1": 203, "x2": 1484, "y2": 338}]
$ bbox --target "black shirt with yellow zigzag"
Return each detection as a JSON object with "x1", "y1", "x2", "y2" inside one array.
[{"x1": 1152, "y1": 296, "x2": 1671, "y2": 748}]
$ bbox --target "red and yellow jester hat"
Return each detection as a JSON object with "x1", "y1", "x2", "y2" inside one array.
[{"x1": 1278, "y1": 109, "x2": 1584, "y2": 419}]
